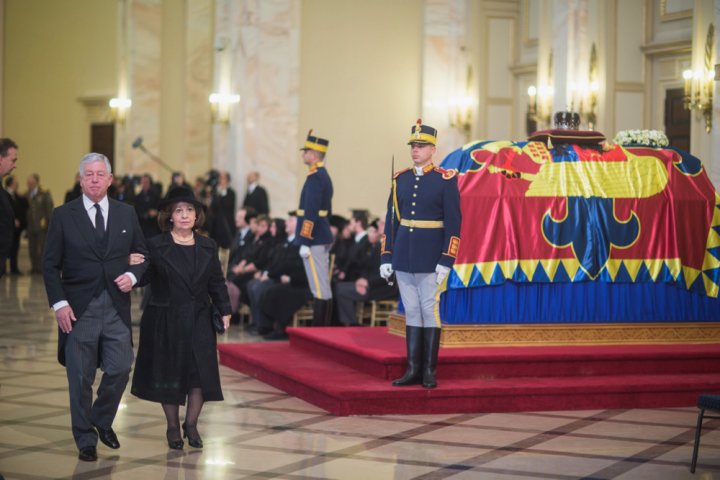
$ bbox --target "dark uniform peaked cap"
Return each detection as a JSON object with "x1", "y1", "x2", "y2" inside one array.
[
  {"x1": 407, "y1": 118, "x2": 437, "y2": 145},
  {"x1": 300, "y1": 129, "x2": 330, "y2": 153}
]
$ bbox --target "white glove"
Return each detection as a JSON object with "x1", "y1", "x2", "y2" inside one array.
[
  {"x1": 379, "y1": 263, "x2": 394, "y2": 280},
  {"x1": 299, "y1": 245, "x2": 311, "y2": 258},
  {"x1": 435, "y1": 264, "x2": 450, "y2": 285}
]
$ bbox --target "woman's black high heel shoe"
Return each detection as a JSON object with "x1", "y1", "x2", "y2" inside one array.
[
  {"x1": 166, "y1": 428, "x2": 184, "y2": 450},
  {"x1": 182, "y1": 423, "x2": 203, "y2": 448}
]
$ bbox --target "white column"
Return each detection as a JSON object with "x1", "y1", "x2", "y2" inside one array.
[
  {"x1": 213, "y1": 0, "x2": 300, "y2": 216},
  {"x1": 710, "y1": 0, "x2": 720, "y2": 190},
  {"x1": 422, "y1": 0, "x2": 468, "y2": 159}
]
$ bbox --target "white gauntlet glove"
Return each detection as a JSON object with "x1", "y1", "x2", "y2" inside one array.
[
  {"x1": 299, "y1": 245, "x2": 311, "y2": 258},
  {"x1": 379, "y1": 263, "x2": 394, "y2": 280},
  {"x1": 435, "y1": 264, "x2": 450, "y2": 285}
]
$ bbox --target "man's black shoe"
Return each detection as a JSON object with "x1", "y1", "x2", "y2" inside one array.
[
  {"x1": 78, "y1": 446, "x2": 97, "y2": 461},
  {"x1": 94, "y1": 425, "x2": 120, "y2": 449}
]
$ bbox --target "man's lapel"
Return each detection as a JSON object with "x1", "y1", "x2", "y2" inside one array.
[{"x1": 104, "y1": 200, "x2": 123, "y2": 256}]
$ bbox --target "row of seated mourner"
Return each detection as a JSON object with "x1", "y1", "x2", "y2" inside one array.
[{"x1": 222, "y1": 205, "x2": 400, "y2": 341}]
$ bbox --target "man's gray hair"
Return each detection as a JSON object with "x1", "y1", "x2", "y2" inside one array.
[{"x1": 79, "y1": 153, "x2": 112, "y2": 176}]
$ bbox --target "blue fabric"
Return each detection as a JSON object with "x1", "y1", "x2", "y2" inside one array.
[{"x1": 438, "y1": 281, "x2": 720, "y2": 324}]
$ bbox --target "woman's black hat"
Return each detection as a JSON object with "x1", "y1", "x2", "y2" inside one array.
[{"x1": 159, "y1": 186, "x2": 203, "y2": 208}]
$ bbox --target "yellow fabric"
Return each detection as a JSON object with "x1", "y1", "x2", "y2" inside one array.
[
  {"x1": 296, "y1": 209, "x2": 328, "y2": 217},
  {"x1": 399, "y1": 219, "x2": 444, "y2": 228},
  {"x1": 307, "y1": 254, "x2": 323, "y2": 300},
  {"x1": 304, "y1": 141, "x2": 328, "y2": 152},
  {"x1": 407, "y1": 132, "x2": 436, "y2": 145}
]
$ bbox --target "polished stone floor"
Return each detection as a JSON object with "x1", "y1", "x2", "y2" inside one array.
[{"x1": 1, "y1": 248, "x2": 719, "y2": 479}]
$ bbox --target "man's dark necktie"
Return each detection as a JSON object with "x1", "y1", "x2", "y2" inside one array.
[{"x1": 94, "y1": 203, "x2": 105, "y2": 240}]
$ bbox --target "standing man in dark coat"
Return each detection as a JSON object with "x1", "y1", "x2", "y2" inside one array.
[
  {"x1": 134, "y1": 174, "x2": 161, "y2": 240},
  {"x1": 26, "y1": 173, "x2": 54, "y2": 274},
  {"x1": 0, "y1": 138, "x2": 19, "y2": 279},
  {"x1": 5, "y1": 175, "x2": 28, "y2": 274},
  {"x1": 296, "y1": 129, "x2": 334, "y2": 326},
  {"x1": 208, "y1": 170, "x2": 236, "y2": 250},
  {"x1": 242, "y1": 170, "x2": 270, "y2": 215},
  {"x1": 43, "y1": 153, "x2": 149, "y2": 462},
  {"x1": 380, "y1": 120, "x2": 461, "y2": 389}
]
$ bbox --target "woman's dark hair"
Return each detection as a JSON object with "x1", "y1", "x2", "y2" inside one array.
[
  {"x1": 157, "y1": 202, "x2": 206, "y2": 232},
  {"x1": 272, "y1": 218, "x2": 287, "y2": 244}
]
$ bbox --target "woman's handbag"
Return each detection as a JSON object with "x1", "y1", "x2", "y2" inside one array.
[{"x1": 211, "y1": 304, "x2": 225, "y2": 334}]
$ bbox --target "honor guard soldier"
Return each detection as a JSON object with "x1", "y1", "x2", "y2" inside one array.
[
  {"x1": 297, "y1": 130, "x2": 334, "y2": 326},
  {"x1": 380, "y1": 119, "x2": 461, "y2": 389}
]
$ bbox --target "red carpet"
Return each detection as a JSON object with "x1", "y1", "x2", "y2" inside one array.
[{"x1": 218, "y1": 327, "x2": 720, "y2": 416}]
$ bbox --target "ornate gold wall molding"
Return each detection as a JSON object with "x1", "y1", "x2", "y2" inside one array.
[{"x1": 388, "y1": 314, "x2": 720, "y2": 347}]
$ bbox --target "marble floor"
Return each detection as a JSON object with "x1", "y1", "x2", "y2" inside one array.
[{"x1": 1, "y1": 250, "x2": 720, "y2": 479}]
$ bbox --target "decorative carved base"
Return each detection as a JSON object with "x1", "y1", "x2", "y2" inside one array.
[{"x1": 387, "y1": 314, "x2": 720, "y2": 347}]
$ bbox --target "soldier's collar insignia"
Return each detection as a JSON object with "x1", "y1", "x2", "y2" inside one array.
[{"x1": 441, "y1": 168, "x2": 457, "y2": 180}]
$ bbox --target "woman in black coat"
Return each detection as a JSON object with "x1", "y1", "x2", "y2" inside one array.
[{"x1": 130, "y1": 187, "x2": 231, "y2": 450}]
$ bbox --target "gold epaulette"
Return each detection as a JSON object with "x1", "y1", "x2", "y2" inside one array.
[{"x1": 393, "y1": 167, "x2": 411, "y2": 179}]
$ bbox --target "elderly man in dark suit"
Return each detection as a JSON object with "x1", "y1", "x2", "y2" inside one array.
[
  {"x1": 0, "y1": 138, "x2": 19, "y2": 278},
  {"x1": 43, "y1": 153, "x2": 149, "y2": 462}
]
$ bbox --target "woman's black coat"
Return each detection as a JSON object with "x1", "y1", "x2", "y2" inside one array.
[{"x1": 131, "y1": 232, "x2": 231, "y2": 405}]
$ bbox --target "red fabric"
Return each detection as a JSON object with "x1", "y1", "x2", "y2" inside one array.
[
  {"x1": 454, "y1": 146, "x2": 716, "y2": 271},
  {"x1": 217, "y1": 328, "x2": 720, "y2": 416}
]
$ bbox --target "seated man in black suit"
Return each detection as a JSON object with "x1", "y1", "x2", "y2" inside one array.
[
  {"x1": 43, "y1": 153, "x2": 149, "y2": 461},
  {"x1": 245, "y1": 212, "x2": 309, "y2": 336},
  {"x1": 334, "y1": 220, "x2": 398, "y2": 326},
  {"x1": 334, "y1": 209, "x2": 370, "y2": 282}
]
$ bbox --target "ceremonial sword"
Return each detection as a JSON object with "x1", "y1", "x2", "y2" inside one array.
[{"x1": 388, "y1": 155, "x2": 395, "y2": 286}]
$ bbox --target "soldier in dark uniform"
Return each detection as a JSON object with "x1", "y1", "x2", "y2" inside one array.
[
  {"x1": 380, "y1": 119, "x2": 461, "y2": 389},
  {"x1": 296, "y1": 130, "x2": 334, "y2": 326}
]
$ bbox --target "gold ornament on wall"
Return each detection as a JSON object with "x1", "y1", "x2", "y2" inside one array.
[{"x1": 683, "y1": 24, "x2": 715, "y2": 133}]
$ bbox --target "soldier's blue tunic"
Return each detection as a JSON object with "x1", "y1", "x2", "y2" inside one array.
[
  {"x1": 296, "y1": 162, "x2": 333, "y2": 246},
  {"x1": 381, "y1": 163, "x2": 461, "y2": 273}
]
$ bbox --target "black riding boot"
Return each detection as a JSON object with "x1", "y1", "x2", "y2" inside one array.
[
  {"x1": 392, "y1": 326, "x2": 423, "y2": 386},
  {"x1": 312, "y1": 299, "x2": 331, "y2": 326},
  {"x1": 422, "y1": 327, "x2": 441, "y2": 389}
]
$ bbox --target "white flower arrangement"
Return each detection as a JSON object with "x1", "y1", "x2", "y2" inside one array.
[{"x1": 613, "y1": 129, "x2": 669, "y2": 147}]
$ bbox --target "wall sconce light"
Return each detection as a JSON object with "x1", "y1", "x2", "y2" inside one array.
[
  {"x1": 568, "y1": 81, "x2": 599, "y2": 129},
  {"x1": 209, "y1": 92, "x2": 240, "y2": 124},
  {"x1": 108, "y1": 97, "x2": 132, "y2": 124},
  {"x1": 527, "y1": 84, "x2": 554, "y2": 128},
  {"x1": 449, "y1": 65, "x2": 474, "y2": 139},
  {"x1": 683, "y1": 24, "x2": 715, "y2": 133},
  {"x1": 567, "y1": 43, "x2": 599, "y2": 129}
]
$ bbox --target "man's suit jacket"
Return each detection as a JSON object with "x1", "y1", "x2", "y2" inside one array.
[
  {"x1": 243, "y1": 185, "x2": 269, "y2": 214},
  {"x1": 0, "y1": 188, "x2": 14, "y2": 276},
  {"x1": 27, "y1": 189, "x2": 54, "y2": 233},
  {"x1": 43, "y1": 196, "x2": 149, "y2": 366}
]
